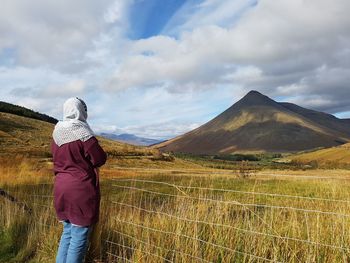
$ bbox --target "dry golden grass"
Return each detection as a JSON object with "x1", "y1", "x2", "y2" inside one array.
[
  {"x1": 0, "y1": 156, "x2": 53, "y2": 185},
  {"x1": 0, "y1": 112, "x2": 162, "y2": 159},
  {"x1": 0, "y1": 112, "x2": 54, "y2": 157},
  {"x1": 2, "y1": 156, "x2": 350, "y2": 262},
  {"x1": 287, "y1": 143, "x2": 350, "y2": 167}
]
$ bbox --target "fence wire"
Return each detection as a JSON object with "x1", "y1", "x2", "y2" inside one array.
[
  {"x1": 112, "y1": 184, "x2": 350, "y2": 218},
  {"x1": 112, "y1": 178, "x2": 350, "y2": 204},
  {"x1": 3, "y1": 177, "x2": 350, "y2": 262},
  {"x1": 112, "y1": 217, "x2": 281, "y2": 263},
  {"x1": 111, "y1": 229, "x2": 213, "y2": 263},
  {"x1": 106, "y1": 239, "x2": 173, "y2": 262},
  {"x1": 112, "y1": 200, "x2": 350, "y2": 251}
]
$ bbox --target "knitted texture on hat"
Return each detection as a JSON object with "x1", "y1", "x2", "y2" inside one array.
[{"x1": 53, "y1": 97, "x2": 94, "y2": 147}]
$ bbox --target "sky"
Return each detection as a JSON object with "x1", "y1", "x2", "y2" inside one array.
[{"x1": 0, "y1": 0, "x2": 350, "y2": 139}]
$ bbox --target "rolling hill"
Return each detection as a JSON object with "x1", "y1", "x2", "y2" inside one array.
[
  {"x1": 156, "y1": 90, "x2": 350, "y2": 154},
  {"x1": 0, "y1": 111, "x2": 158, "y2": 158},
  {"x1": 0, "y1": 101, "x2": 58, "y2": 124},
  {"x1": 286, "y1": 143, "x2": 350, "y2": 165},
  {"x1": 0, "y1": 102, "x2": 202, "y2": 171},
  {"x1": 0, "y1": 101, "x2": 159, "y2": 158}
]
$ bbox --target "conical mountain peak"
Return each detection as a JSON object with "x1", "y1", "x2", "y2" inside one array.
[
  {"x1": 245, "y1": 90, "x2": 264, "y2": 97},
  {"x1": 156, "y1": 90, "x2": 350, "y2": 154},
  {"x1": 235, "y1": 90, "x2": 277, "y2": 108}
]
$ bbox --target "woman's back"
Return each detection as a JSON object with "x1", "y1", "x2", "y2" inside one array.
[
  {"x1": 52, "y1": 97, "x2": 107, "y2": 263},
  {"x1": 52, "y1": 136, "x2": 106, "y2": 226}
]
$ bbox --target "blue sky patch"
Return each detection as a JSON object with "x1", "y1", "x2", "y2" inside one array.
[{"x1": 128, "y1": 0, "x2": 188, "y2": 39}]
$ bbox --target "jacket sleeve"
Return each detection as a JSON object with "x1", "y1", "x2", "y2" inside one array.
[{"x1": 83, "y1": 137, "x2": 107, "y2": 167}]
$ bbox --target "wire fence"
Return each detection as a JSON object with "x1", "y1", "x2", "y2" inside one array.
[
  {"x1": 109, "y1": 166, "x2": 350, "y2": 181},
  {"x1": 111, "y1": 200, "x2": 350, "y2": 251},
  {"x1": 105, "y1": 178, "x2": 350, "y2": 262},
  {"x1": 111, "y1": 218, "x2": 281, "y2": 263},
  {"x1": 0, "y1": 185, "x2": 58, "y2": 229},
  {"x1": 112, "y1": 183, "x2": 350, "y2": 218},
  {"x1": 112, "y1": 178, "x2": 350, "y2": 204},
  {"x1": 106, "y1": 239, "x2": 174, "y2": 263},
  {"x1": 2, "y1": 178, "x2": 350, "y2": 262},
  {"x1": 111, "y1": 229, "x2": 213, "y2": 263}
]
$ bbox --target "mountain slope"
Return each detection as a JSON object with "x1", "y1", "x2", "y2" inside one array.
[
  {"x1": 288, "y1": 143, "x2": 350, "y2": 165},
  {"x1": 0, "y1": 112, "x2": 155, "y2": 157},
  {"x1": 0, "y1": 112, "x2": 54, "y2": 156},
  {"x1": 279, "y1": 102, "x2": 350, "y2": 135},
  {"x1": 156, "y1": 91, "x2": 350, "y2": 154},
  {"x1": 0, "y1": 101, "x2": 58, "y2": 124}
]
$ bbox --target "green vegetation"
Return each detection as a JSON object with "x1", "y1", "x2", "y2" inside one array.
[
  {"x1": 0, "y1": 101, "x2": 58, "y2": 124},
  {"x1": 213, "y1": 153, "x2": 261, "y2": 161},
  {"x1": 173, "y1": 152, "x2": 317, "y2": 171}
]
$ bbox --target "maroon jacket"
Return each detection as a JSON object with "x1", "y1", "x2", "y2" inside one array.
[{"x1": 51, "y1": 137, "x2": 107, "y2": 226}]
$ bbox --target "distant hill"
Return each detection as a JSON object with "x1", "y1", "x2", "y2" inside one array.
[
  {"x1": 155, "y1": 90, "x2": 350, "y2": 154},
  {"x1": 0, "y1": 101, "x2": 58, "y2": 124},
  {"x1": 0, "y1": 111, "x2": 156, "y2": 158},
  {"x1": 287, "y1": 143, "x2": 350, "y2": 166},
  {"x1": 100, "y1": 133, "x2": 162, "y2": 146}
]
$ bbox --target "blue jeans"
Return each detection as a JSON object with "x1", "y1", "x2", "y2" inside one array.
[{"x1": 56, "y1": 221, "x2": 91, "y2": 263}]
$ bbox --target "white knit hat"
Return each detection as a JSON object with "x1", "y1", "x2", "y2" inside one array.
[{"x1": 53, "y1": 97, "x2": 94, "y2": 146}]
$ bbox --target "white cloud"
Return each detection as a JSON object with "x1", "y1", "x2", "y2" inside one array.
[
  {"x1": 106, "y1": 0, "x2": 350, "y2": 114},
  {"x1": 222, "y1": 66, "x2": 263, "y2": 82},
  {"x1": 43, "y1": 79, "x2": 86, "y2": 97},
  {"x1": 2, "y1": 0, "x2": 350, "y2": 139},
  {"x1": 104, "y1": 0, "x2": 130, "y2": 24},
  {"x1": 0, "y1": 0, "x2": 131, "y2": 69},
  {"x1": 163, "y1": 0, "x2": 256, "y2": 35},
  {"x1": 277, "y1": 65, "x2": 350, "y2": 113}
]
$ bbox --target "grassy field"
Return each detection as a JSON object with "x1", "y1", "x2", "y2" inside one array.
[
  {"x1": 1, "y1": 156, "x2": 350, "y2": 262},
  {"x1": 285, "y1": 143, "x2": 350, "y2": 169}
]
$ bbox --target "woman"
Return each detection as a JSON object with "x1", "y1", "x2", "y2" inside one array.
[{"x1": 51, "y1": 97, "x2": 107, "y2": 263}]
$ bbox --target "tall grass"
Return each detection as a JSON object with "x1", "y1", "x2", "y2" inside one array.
[
  {"x1": 1, "y1": 159, "x2": 350, "y2": 262},
  {"x1": 103, "y1": 176, "x2": 350, "y2": 262}
]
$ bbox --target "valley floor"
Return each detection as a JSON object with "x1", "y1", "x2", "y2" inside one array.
[{"x1": 1, "y1": 157, "x2": 350, "y2": 262}]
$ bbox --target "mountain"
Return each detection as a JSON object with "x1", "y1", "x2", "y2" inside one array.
[
  {"x1": 155, "y1": 90, "x2": 350, "y2": 154},
  {"x1": 0, "y1": 101, "x2": 58, "y2": 124},
  {"x1": 100, "y1": 133, "x2": 162, "y2": 146}
]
